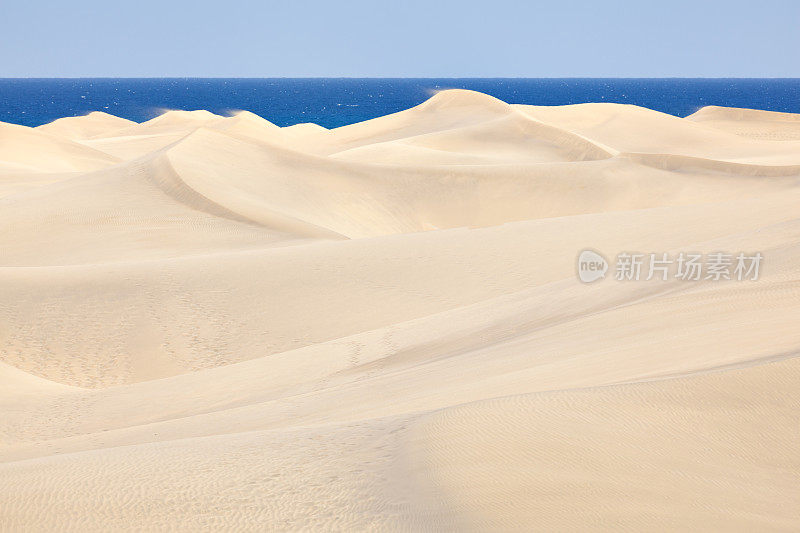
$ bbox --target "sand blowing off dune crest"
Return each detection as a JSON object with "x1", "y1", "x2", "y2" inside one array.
[{"x1": 1, "y1": 90, "x2": 800, "y2": 531}]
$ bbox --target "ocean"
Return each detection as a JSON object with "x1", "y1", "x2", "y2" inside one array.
[{"x1": 2, "y1": 78, "x2": 799, "y2": 129}]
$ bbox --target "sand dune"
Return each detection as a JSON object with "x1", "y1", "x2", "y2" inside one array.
[
  {"x1": 0, "y1": 122, "x2": 120, "y2": 173},
  {"x1": 37, "y1": 111, "x2": 136, "y2": 140},
  {"x1": 332, "y1": 110, "x2": 613, "y2": 165},
  {"x1": 517, "y1": 102, "x2": 800, "y2": 165},
  {"x1": 687, "y1": 105, "x2": 800, "y2": 141},
  {"x1": 1, "y1": 90, "x2": 799, "y2": 531},
  {"x1": 99, "y1": 109, "x2": 224, "y2": 137}
]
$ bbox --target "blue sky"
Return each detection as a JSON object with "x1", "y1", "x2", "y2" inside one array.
[{"x1": 1, "y1": 0, "x2": 798, "y2": 77}]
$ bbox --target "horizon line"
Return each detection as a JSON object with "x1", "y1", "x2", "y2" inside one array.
[{"x1": 2, "y1": 76, "x2": 800, "y2": 80}]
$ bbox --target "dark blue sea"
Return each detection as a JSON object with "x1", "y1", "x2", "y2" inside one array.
[{"x1": 1, "y1": 78, "x2": 799, "y2": 129}]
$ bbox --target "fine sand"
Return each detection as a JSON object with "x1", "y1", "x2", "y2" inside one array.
[{"x1": 1, "y1": 90, "x2": 799, "y2": 531}]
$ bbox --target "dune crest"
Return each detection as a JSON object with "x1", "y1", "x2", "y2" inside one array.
[
  {"x1": 38, "y1": 111, "x2": 136, "y2": 140},
  {"x1": 1, "y1": 90, "x2": 799, "y2": 531},
  {"x1": 687, "y1": 105, "x2": 800, "y2": 141}
]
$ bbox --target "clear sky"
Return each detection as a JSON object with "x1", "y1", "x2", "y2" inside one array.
[{"x1": 2, "y1": 0, "x2": 798, "y2": 77}]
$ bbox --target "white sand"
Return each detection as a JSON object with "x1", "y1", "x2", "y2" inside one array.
[{"x1": 1, "y1": 90, "x2": 799, "y2": 531}]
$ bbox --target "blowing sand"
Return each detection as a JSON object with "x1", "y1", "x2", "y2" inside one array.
[{"x1": 1, "y1": 90, "x2": 799, "y2": 531}]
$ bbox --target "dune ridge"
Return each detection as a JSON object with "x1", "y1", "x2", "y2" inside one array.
[
  {"x1": 2, "y1": 90, "x2": 799, "y2": 531},
  {"x1": 37, "y1": 111, "x2": 136, "y2": 140}
]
